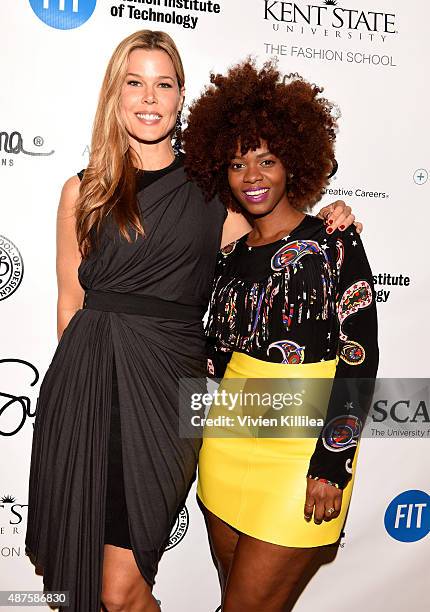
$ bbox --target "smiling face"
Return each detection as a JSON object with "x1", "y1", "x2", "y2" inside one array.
[
  {"x1": 120, "y1": 48, "x2": 184, "y2": 147},
  {"x1": 227, "y1": 141, "x2": 289, "y2": 217}
]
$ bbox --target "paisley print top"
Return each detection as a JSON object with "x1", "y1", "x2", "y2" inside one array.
[{"x1": 206, "y1": 214, "x2": 379, "y2": 487}]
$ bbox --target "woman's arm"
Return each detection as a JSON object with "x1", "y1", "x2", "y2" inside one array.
[
  {"x1": 221, "y1": 209, "x2": 252, "y2": 248},
  {"x1": 304, "y1": 226, "x2": 379, "y2": 522},
  {"x1": 221, "y1": 200, "x2": 362, "y2": 247},
  {"x1": 56, "y1": 176, "x2": 84, "y2": 341}
]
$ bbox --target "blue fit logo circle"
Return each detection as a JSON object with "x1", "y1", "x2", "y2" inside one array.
[
  {"x1": 384, "y1": 490, "x2": 430, "y2": 543},
  {"x1": 29, "y1": 0, "x2": 97, "y2": 30}
]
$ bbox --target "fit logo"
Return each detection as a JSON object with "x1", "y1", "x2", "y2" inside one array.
[
  {"x1": 43, "y1": 0, "x2": 79, "y2": 13},
  {"x1": 395, "y1": 503, "x2": 427, "y2": 529},
  {"x1": 29, "y1": 0, "x2": 96, "y2": 29},
  {"x1": 43, "y1": 0, "x2": 79, "y2": 11},
  {"x1": 385, "y1": 490, "x2": 430, "y2": 542}
]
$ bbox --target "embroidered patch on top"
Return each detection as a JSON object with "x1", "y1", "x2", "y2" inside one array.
[
  {"x1": 338, "y1": 280, "x2": 372, "y2": 330},
  {"x1": 267, "y1": 339, "x2": 305, "y2": 364},
  {"x1": 322, "y1": 415, "x2": 362, "y2": 452},
  {"x1": 340, "y1": 339, "x2": 365, "y2": 365},
  {"x1": 271, "y1": 240, "x2": 323, "y2": 271}
]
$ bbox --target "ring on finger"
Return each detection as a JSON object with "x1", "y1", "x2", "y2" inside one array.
[{"x1": 326, "y1": 507, "x2": 335, "y2": 515}]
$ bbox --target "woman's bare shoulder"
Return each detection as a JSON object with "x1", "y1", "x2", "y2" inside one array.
[{"x1": 58, "y1": 175, "x2": 80, "y2": 217}]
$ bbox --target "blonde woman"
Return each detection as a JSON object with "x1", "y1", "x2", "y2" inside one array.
[{"x1": 25, "y1": 30, "x2": 357, "y2": 612}]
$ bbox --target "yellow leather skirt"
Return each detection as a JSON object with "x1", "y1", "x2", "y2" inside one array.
[{"x1": 197, "y1": 351, "x2": 359, "y2": 547}]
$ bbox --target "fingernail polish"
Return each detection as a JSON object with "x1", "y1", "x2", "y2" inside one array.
[
  {"x1": 327, "y1": 227, "x2": 333, "y2": 234},
  {"x1": 339, "y1": 225, "x2": 345, "y2": 230},
  {"x1": 328, "y1": 219, "x2": 334, "y2": 225}
]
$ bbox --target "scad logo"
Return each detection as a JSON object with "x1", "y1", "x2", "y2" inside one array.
[
  {"x1": 29, "y1": 0, "x2": 97, "y2": 30},
  {"x1": 384, "y1": 490, "x2": 430, "y2": 543}
]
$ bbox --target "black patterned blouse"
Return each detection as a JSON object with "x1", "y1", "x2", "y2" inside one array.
[{"x1": 205, "y1": 214, "x2": 379, "y2": 488}]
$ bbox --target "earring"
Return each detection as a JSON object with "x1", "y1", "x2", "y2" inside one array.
[
  {"x1": 173, "y1": 111, "x2": 183, "y2": 155},
  {"x1": 328, "y1": 159, "x2": 338, "y2": 178}
]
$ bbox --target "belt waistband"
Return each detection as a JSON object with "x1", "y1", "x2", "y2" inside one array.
[{"x1": 83, "y1": 290, "x2": 205, "y2": 321}]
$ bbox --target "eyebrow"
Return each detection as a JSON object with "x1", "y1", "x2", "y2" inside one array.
[
  {"x1": 232, "y1": 151, "x2": 272, "y2": 160},
  {"x1": 126, "y1": 72, "x2": 175, "y2": 81}
]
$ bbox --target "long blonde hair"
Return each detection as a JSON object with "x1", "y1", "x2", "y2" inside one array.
[{"x1": 76, "y1": 30, "x2": 185, "y2": 257}]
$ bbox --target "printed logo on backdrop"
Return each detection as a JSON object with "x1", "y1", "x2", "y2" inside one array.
[
  {"x1": 370, "y1": 394, "x2": 430, "y2": 438},
  {"x1": 384, "y1": 490, "x2": 430, "y2": 542},
  {"x1": 108, "y1": 0, "x2": 223, "y2": 31},
  {"x1": 323, "y1": 185, "x2": 390, "y2": 201},
  {"x1": 0, "y1": 132, "x2": 54, "y2": 167},
  {"x1": 0, "y1": 237, "x2": 24, "y2": 301},
  {"x1": 264, "y1": 1, "x2": 397, "y2": 40},
  {"x1": 165, "y1": 506, "x2": 189, "y2": 550},
  {"x1": 0, "y1": 493, "x2": 28, "y2": 557},
  {"x1": 365, "y1": 380, "x2": 430, "y2": 440},
  {"x1": 0, "y1": 360, "x2": 39, "y2": 437},
  {"x1": 371, "y1": 271, "x2": 411, "y2": 304},
  {"x1": 263, "y1": 1, "x2": 398, "y2": 67},
  {"x1": 29, "y1": 0, "x2": 97, "y2": 30}
]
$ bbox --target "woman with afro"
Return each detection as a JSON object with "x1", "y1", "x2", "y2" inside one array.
[{"x1": 183, "y1": 60, "x2": 379, "y2": 611}]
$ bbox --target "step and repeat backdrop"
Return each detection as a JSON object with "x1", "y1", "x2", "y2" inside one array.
[{"x1": 1, "y1": 1, "x2": 429, "y2": 610}]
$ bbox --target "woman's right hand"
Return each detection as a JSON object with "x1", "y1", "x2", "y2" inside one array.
[{"x1": 317, "y1": 201, "x2": 363, "y2": 235}]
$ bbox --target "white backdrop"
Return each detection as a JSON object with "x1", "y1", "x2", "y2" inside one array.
[{"x1": 1, "y1": 1, "x2": 429, "y2": 610}]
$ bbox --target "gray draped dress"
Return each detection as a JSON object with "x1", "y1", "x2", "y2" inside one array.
[{"x1": 25, "y1": 163, "x2": 226, "y2": 611}]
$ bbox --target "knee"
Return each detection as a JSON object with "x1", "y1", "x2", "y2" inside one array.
[
  {"x1": 101, "y1": 587, "x2": 129, "y2": 612},
  {"x1": 102, "y1": 588, "x2": 160, "y2": 612},
  {"x1": 102, "y1": 587, "x2": 155, "y2": 612}
]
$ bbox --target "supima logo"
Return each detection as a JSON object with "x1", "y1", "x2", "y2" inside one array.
[
  {"x1": 29, "y1": 0, "x2": 97, "y2": 30},
  {"x1": 384, "y1": 490, "x2": 430, "y2": 542}
]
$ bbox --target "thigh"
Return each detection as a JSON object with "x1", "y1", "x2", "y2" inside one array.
[
  {"x1": 200, "y1": 500, "x2": 240, "y2": 589},
  {"x1": 223, "y1": 534, "x2": 318, "y2": 612},
  {"x1": 102, "y1": 544, "x2": 157, "y2": 611}
]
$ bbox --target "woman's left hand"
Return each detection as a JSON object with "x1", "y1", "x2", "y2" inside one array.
[
  {"x1": 317, "y1": 200, "x2": 363, "y2": 235},
  {"x1": 304, "y1": 478, "x2": 343, "y2": 524}
]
